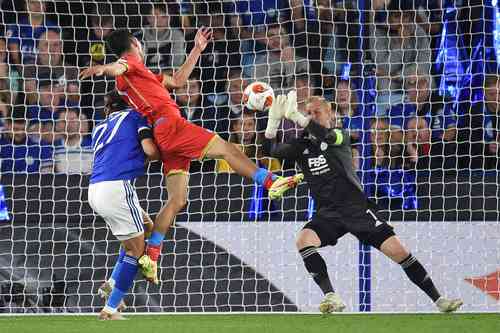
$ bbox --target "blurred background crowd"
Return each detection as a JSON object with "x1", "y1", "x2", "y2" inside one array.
[{"x1": 0, "y1": 0, "x2": 497, "y2": 197}]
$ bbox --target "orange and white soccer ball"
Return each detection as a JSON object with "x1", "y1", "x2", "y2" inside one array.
[{"x1": 242, "y1": 81, "x2": 274, "y2": 112}]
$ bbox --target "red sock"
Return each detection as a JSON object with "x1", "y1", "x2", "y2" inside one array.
[{"x1": 146, "y1": 244, "x2": 161, "y2": 262}]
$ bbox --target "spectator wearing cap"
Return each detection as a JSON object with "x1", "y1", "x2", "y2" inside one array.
[
  {"x1": 53, "y1": 108, "x2": 93, "y2": 174},
  {"x1": 142, "y1": 2, "x2": 185, "y2": 73},
  {"x1": 0, "y1": 106, "x2": 54, "y2": 174},
  {"x1": 23, "y1": 30, "x2": 79, "y2": 105},
  {"x1": 5, "y1": 0, "x2": 59, "y2": 67}
]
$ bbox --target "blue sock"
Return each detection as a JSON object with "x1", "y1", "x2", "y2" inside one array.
[
  {"x1": 110, "y1": 247, "x2": 126, "y2": 284},
  {"x1": 106, "y1": 255, "x2": 138, "y2": 310},
  {"x1": 252, "y1": 168, "x2": 277, "y2": 186},
  {"x1": 148, "y1": 231, "x2": 164, "y2": 247}
]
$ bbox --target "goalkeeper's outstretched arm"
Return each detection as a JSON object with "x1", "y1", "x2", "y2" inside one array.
[{"x1": 261, "y1": 137, "x2": 301, "y2": 161}]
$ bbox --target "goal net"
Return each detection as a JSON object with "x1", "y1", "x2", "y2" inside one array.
[{"x1": 0, "y1": 0, "x2": 498, "y2": 313}]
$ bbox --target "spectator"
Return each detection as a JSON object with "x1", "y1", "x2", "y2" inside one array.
[
  {"x1": 464, "y1": 74, "x2": 500, "y2": 170},
  {"x1": 194, "y1": 4, "x2": 241, "y2": 98},
  {"x1": 5, "y1": 0, "x2": 59, "y2": 67},
  {"x1": 53, "y1": 108, "x2": 93, "y2": 174},
  {"x1": 279, "y1": 73, "x2": 319, "y2": 142},
  {"x1": 332, "y1": 78, "x2": 363, "y2": 169},
  {"x1": 174, "y1": 76, "x2": 225, "y2": 135},
  {"x1": 23, "y1": 30, "x2": 80, "y2": 105},
  {"x1": 333, "y1": 78, "x2": 363, "y2": 142},
  {"x1": 0, "y1": 107, "x2": 53, "y2": 174},
  {"x1": 226, "y1": 69, "x2": 248, "y2": 117},
  {"x1": 390, "y1": 0, "x2": 443, "y2": 56},
  {"x1": 76, "y1": 6, "x2": 114, "y2": 67},
  {"x1": 0, "y1": 36, "x2": 20, "y2": 105},
  {"x1": 287, "y1": 0, "x2": 351, "y2": 77},
  {"x1": 242, "y1": 24, "x2": 308, "y2": 93},
  {"x1": 226, "y1": 0, "x2": 286, "y2": 55},
  {"x1": 296, "y1": 74, "x2": 317, "y2": 113},
  {"x1": 142, "y1": 2, "x2": 185, "y2": 72},
  {"x1": 26, "y1": 78, "x2": 68, "y2": 123},
  {"x1": 208, "y1": 69, "x2": 248, "y2": 139},
  {"x1": 317, "y1": 0, "x2": 352, "y2": 77},
  {"x1": 77, "y1": 4, "x2": 114, "y2": 121},
  {"x1": 217, "y1": 110, "x2": 280, "y2": 173},
  {"x1": 370, "y1": 7, "x2": 431, "y2": 115},
  {"x1": 370, "y1": 118, "x2": 404, "y2": 169},
  {"x1": 387, "y1": 101, "x2": 426, "y2": 167},
  {"x1": 482, "y1": 75, "x2": 500, "y2": 162},
  {"x1": 403, "y1": 64, "x2": 457, "y2": 169}
]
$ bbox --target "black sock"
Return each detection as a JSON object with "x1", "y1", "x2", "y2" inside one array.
[
  {"x1": 400, "y1": 254, "x2": 441, "y2": 302},
  {"x1": 299, "y1": 246, "x2": 334, "y2": 295}
]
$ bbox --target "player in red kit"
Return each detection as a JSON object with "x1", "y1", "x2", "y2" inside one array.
[{"x1": 80, "y1": 27, "x2": 303, "y2": 284}]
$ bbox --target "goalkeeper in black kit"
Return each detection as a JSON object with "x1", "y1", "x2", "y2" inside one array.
[{"x1": 263, "y1": 92, "x2": 463, "y2": 314}]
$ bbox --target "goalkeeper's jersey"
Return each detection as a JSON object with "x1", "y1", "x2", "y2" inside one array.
[{"x1": 264, "y1": 121, "x2": 368, "y2": 213}]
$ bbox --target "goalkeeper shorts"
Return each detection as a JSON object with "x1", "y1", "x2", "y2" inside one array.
[
  {"x1": 303, "y1": 207, "x2": 395, "y2": 249},
  {"x1": 88, "y1": 180, "x2": 144, "y2": 240}
]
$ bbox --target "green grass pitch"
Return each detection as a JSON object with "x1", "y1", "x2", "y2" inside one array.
[{"x1": 1, "y1": 314, "x2": 499, "y2": 333}]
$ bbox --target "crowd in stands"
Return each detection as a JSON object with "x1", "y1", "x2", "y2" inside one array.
[{"x1": 0, "y1": 0, "x2": 498, "y2": 181}]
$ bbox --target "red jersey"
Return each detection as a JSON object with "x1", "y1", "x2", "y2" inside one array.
[{"x1": 115, "y1": 53, "x2": 180, "y2": 124}]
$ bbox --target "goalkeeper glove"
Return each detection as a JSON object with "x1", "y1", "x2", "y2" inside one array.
[
  {"x1": 284, "y1": 90, "x2": 310, "y2": 128},
  {"x1": 265, "y1": 94, "x2": 288, "y2": 139}
]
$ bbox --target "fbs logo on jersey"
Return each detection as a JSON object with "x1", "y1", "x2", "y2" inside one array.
[{"x1": 308, "y1": 155, "x2": 329, "y2": 174}]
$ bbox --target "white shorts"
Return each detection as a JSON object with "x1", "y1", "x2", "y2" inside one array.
[{"x1": 88, "y1": 180, "x2": 144, "y2": 240}]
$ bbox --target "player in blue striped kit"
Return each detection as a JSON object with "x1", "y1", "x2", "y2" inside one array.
[{"x1": 88, "y1": 90, "x2": 160, "y2": 320}]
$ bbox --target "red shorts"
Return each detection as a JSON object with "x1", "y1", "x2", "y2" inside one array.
[{"x1": 153, "y1": 115, "x2": 216, "y2": 176}]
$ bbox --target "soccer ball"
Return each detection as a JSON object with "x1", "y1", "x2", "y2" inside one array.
[{"x1": 242, "y1": 81, "x2": 274, "y2": 112}]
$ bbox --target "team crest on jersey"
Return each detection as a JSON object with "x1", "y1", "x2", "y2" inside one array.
[
  {"x1": 303, "y1": 148, "x2": 309, "y2": 155},
  {"x1": 320, "y1": 142, "x2": 328, "y2": 151}
]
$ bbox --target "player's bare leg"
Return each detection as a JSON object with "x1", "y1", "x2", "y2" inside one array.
[
  {"x1": 296, "y1": 229, "x2": 345, "y2": 313},
  {"x1": 99, "y1": 233, "x2": 145, "y2": 320},
  {"x1": 379, "y1": 236, "x2": 463, "y2": 312},
  {"x1": 204, "y1": 136, "x2": 303, "y2": 199},
  {"x1": 141, "y1": 173, "x2": 188, "y2": 284}
]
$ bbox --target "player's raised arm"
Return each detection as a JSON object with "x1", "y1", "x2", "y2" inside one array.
[
  {"x1": 163, "y1": 27, "x2": 212, "y2": 89},
  {"x1": 79, "y1": 61, "x2": 127, "y2": 80}
]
